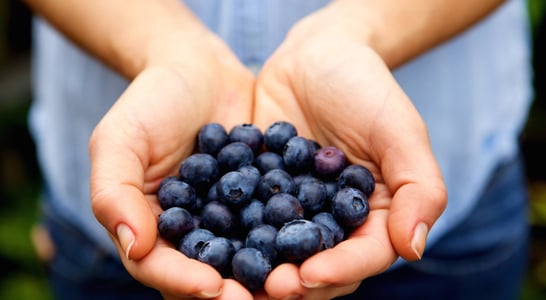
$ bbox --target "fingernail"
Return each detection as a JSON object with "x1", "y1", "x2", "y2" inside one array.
[
  {"x1": 300, "y1": 280, "x2": 328, "y2": 289},
  {"x1": 411, "y1": 222, "x2": 428, "y2": 260},
  {"x1": 193, "y1": 288, "x2": 222, "y2": 298},
  {"x1": 116, "y1": 223, "x2": 135, "y2": 260}
]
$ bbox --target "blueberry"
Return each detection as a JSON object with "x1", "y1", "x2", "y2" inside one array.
[
  {"x1": 198, "y1": 237, "x2": 236, "y2": 277},
  {"x1": 229, "y1": 123, "x2": 264, "y2": 154},
  {"x1": 179, "y1": 153, "x2": 219, "y2": 193},
  {"x1": 307, "y1": 139, "x2": 322, "y2": 153},
  {"x1": 245, "y1": 224, "x2": 278, "y2": 264},
  {"x1": 158, "y1": 175, "x2": 178, "y2": 191},
  {"x1": 200, "y1": 201, "x2": 239, "y2": 237},
  {"x1": 263, "y1": 193, "x2": 304, "y2": 228},
  {"x1": 216, "y1": 170, "x2": 257, "y2": 207},
  {"x1": 192, "y1": 215, "x2": 201, "y2": 229},
  {"x1": 237, "y1": 165, "x2": 261, "y2": 187},
  {"x1": 275, "y1": 219, "x2": 323, "y2": 264},
  {"x1": 263, "y1": 121, "x2": 297, "y2": 154},
  {"x1": 239, "y1": 199, "x2": 265, "y2": 231},
  {"x1": 311, "y1": 212, "x2": 344, "y2": 245},
  {"x1": 316, "y1": 223, "x2": 335, "y2": 250},
  {"x1": 230, "y1": 238, "x2": 244, "y2": 252},
  {"x1": 324, "y1": 181, "x2": 338, "y2": 202},
  {"x1": 283, "y1": 136, "x2": 314, "y2": 174},
  {"x1": 206, "y1": 182, "x2": 219, "y2": 203},
  {"x1": 331, "y1": 187, "x2": 370, "y2": 228},
  {"x1": 296, "y1": 177, "x2": 328, "y2": 216},
  {"x1": 337, "y1": 164, "x2": 375, "y2": 197},
  {"x1": 257, "y1": 169, "x2": 296, "y2": 201},
  {"x1": 197, "y1": 123, "x2": 229, "y2": 156},
  {"x1": 191, "y1": 196, "x2": 205, "y2": 214},
  {"x1": 292, "y1": 173, "x2": 315, "y2": 187},
  {"x1": 158, "y1": 207, "x2": 195, "y2": 244},
  {"x1": 217, "y1": 142, "x2": 254, "y2": 173},
  {"x1": 157, "y1": 180, "x2": 197, "y2": 211},
  {"x1": 313, "y1": 146, "x2": 348, "y2": 179},
  {"x1": 231, "y1": 248, "x2": 272, "y2": 291},
  {"x1": 179, "y1": 228, "x2": 215, "y2": 259},
  {"x1": 254, "y1": 152, "x2": 285, "y2": 174}
]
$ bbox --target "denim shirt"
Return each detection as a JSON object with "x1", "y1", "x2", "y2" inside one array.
[{"x1": 29, "y1": 0, "x2": 532, "y2": 262}]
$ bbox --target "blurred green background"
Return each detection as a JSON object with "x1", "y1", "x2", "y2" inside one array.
[{"x1": 1, "y1": 1, "x2": 546, "y2": 299}]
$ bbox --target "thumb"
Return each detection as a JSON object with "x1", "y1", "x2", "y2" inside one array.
[
  {"x1": 374, "y1": 99, "x2": 447, "y2": 260},
  {"x1": 89, "y1": 116, "x2": 158, "y2": 261}
]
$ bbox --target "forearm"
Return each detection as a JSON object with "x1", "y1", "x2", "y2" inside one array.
[
  {"x1": 23, "y1": 0, "x2": 209, "y2": 79},
  {"x1": 326, "y1": 0, "x2": 505, "y2": 68}
]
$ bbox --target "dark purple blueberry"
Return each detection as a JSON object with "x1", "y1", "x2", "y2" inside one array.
[
  {"x1": 158, "y1": 207, "x2": 195, "y2": 244},
  {"x1": 229, "y1": 123, "x2": 264, "y2": 154},
  {"x1": 263, "y1": 193, "x2": 304, "y2": 228},
  {"x1": 245, "y1": 224, "x2": 278, "y2": 263},
  {"x1": 331, "y1": 187, "x2": 370, "y2": 229},
  {"x1": 313, "y1": 146, "x2": 348, "y2": 179},
  {"x1": 263, "y1": 121, "x2": 297, "y2": 154},
  {"x1": 217, "y1": 142, "x2": 254, "y2": 173},
  {"x1": 337, "y1": 164, "x2": 375, "y2": 197},
  {"x1": 198, "y1": 237, "x2": 236, "y2": 277},
  {"x1": 231, "y1": 248, "x2": 272, "y2": 291},
  {"x1": 239, "y1": 199, "x2": 265, "y2": 231},
  {"x1": 257, "y1": 169, "x2": 296, "y2": 201},
  {"x1": 178, "y1": 153, "x2": 219, "y2": 193},
  {"x1": 275, "y1": 219, "x2": 323, "y2": 264},
  {"x1": 157, "y1": 180, "x2": 197, "y2": 211},
  {"x1": 197, "y1": 123, "x2": 229, "y2": 156},
  {"x1": 200, "y1": 201, "x2": 238, "y2": 237},
  {"x1": 312, "y1": 212, "x2": 344, "y2": 245},
  {"x1": 296, "y1": 177, "x2": 328, "y2": 216},
  {"x1": 254, "y1": 152, "x2": 285, "y2": 174},
  {"x1": 283, "y1": 136, "x2": 315, "y2": 174},
  {"x1": 216, "y1": 170, "x2": 257, "y2": 207},
  {"x1": 179, "y1": 228, "x2": 215, "y2": 259}
]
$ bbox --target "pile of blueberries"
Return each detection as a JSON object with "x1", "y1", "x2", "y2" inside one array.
[{"x1": 156, "y1": 121, "x2": 374, "y2": 291}]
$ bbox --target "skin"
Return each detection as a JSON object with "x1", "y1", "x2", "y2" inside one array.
[{"x1": 22, "y1": 0, "x2": 506, "y2": 298}]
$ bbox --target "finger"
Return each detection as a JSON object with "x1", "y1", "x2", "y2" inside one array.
[
  {"x1": 214, "y1": 279, "x2": 253, "y2": 300},
  {"x1": 302, "y1": 282, "x2": 361, "y2": 300},
  {"x1": 90, "y1": 134, "x2": 157, "y2": 260},
  {"x1": 265, "y1": 263, "x2": 305, "y2": 300},
  {"x1": 114, "y1": 237, "x2": 225, "y2": 298},
  {"x1": 89, "y1": 68, "x2": 203, "y2": 260},
  {"x1": 369, "y1": 88, "x2": 447, "y2": 260},
  {"x1": 298, "y1": 209, "x2": 396, "y2": 288}
]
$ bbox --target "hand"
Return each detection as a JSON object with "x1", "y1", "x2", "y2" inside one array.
[
  {"x1": 253, "y1": 7, "x2": 447, "y2": 300},
  {"x1": 89, "y1": 32, "x2": 256, "y2": 299}
]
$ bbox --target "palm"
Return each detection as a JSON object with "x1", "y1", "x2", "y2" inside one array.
[
  {"x1": 254, "y1": 40, "x2": 444, "y2": 299},
  {"x1": 90, "y1": 65, "x2": 256, "y2": 299}
]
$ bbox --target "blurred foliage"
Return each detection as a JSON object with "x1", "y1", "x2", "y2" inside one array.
[{"x1": 528, "y1": 0, "x2": 546, "y2": 34}]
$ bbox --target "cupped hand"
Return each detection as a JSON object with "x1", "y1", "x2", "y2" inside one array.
[
  {"x1": 252, "y1": 9, "x2": 447, "y2": 300},
  {"x1": 89, "y1": 32, "x2": 256, "y2": 299}
]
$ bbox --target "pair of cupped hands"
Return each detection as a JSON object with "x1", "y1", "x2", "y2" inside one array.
[{"x1": 88, "y1": 8, "x2": 447, "y2": 300}]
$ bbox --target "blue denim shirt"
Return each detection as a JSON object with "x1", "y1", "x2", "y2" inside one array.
[{"x1": 29, "y1": 0, "x2": 533, "y2": 264}]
